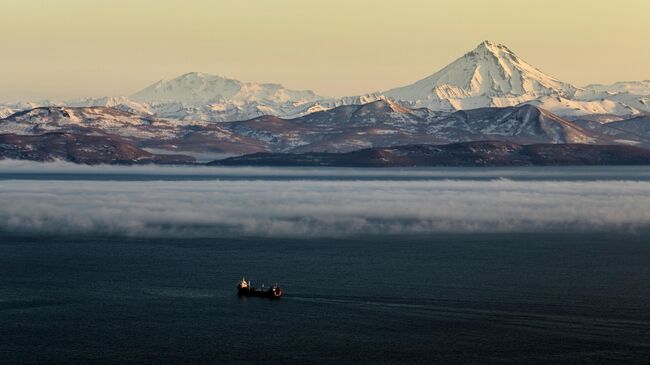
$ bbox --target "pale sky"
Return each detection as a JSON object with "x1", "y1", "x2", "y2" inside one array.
[{"x1": 1, "y1": 0, "x2": 649, "y2": 101}]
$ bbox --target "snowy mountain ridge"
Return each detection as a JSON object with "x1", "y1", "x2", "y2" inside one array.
[
  {"x1": 130, "y1": 72, "x2": 323, "y2": 106},
  {"x1": 582, "y1": 80, "x2": 650, "y2": 96},
  {"x1": 1, "y1": 41, "x2": 649, "y2": 121}
]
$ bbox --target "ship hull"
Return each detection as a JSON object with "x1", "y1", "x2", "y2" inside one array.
[{"x1": 237, "y1": 287, "x2": 282, "y2": 299}]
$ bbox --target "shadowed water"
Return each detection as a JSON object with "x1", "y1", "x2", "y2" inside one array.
[
  {"x1": 0, "y1": 165, "x2": 649, "y2": 363},
  {"x1": 1, "y1": 233, "x2": 649, "y2": 364}
]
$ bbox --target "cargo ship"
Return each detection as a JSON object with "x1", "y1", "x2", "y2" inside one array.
[{"x1": 237, "y1": 277, "x2": 282, "y2": 299}]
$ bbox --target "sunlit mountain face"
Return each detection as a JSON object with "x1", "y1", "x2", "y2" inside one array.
[
  {"x1": 3, "y1": 41, "x2": 650, "y2": 122},
  {"x1": 1, "y1": 41, "x2": 650, "y2": 164}
]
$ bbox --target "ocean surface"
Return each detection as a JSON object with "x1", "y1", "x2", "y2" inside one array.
[{"x1": 1, "y1": 164, "x2": 649, "y2": 364}]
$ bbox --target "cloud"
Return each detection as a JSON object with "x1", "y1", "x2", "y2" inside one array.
[{"x1": 1, "y1": 177, "x2": 650, "y2": 237}]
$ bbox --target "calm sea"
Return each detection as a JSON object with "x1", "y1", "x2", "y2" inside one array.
[{"x1": 1, "y1": 166, "x2": 649, "y2": 364}]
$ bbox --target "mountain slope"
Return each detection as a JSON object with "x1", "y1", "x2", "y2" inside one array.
[
  {"x1": 0, "y1": 106, "x2": 269, "y2": 156},
  {"x1": 3, "y1": 102, "x2": 644, "y2": 156},
  {"x1": 0, "y1": 106, "x2": 176, "y2": 139},
  {"x1": 582, "y1": 80, "x2": 650, "y2": 96},
  {"x1": 65, "y1": 96, "x2": 154, "y2": 116},
  {"x1": 131, "y1": 72, "x2": 323, "y2": 106},
  {"x1": 606, "y1": 116, "x2": 650, "y2": 138},
  {"x1": 441, "y1": 104, "x2": 597, "y2": 144},
  {"x1": 128, "y1": 72, "x2": 386, "y2": 122},
  {"x1": 0, "y1": 132, "x2": 194, "y2": 164},
  {"x1": 221, "y1": 101, "x2": 618, "y2": 153},
  {"x1": 210, "y1": 141, "x2": 650, "y2": 167},
  {"x1": 384, "y1": 41, "x2": 577, "y2": 110},
  {"x1": 2, "y1": 102, "x2": 648, "y2": 159}
]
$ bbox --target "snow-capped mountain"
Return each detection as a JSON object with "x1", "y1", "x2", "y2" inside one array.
[
  {"x1": 0, "y1": 107, "x2": 13, "y2": 119},
  {"x1": 582, "y1": 80, "x2": 650, "y2": 96},
  {"x1": 0, "y1": 91, "x2": 386, "y2": 124},
  {"x1": 131, "y1": 72, "x2": 323, "y2": 106},
  {"x1": 129, "y1": 71, "x2": 326, "y2": 122},
  {"x1": 0, "y1": 106, "x2": 178, "y2": 139},
  {"x1": 0, "y1": 101, "x2": 56, "y2": 118},
  {"x1": 562, "y1": 80, "x2": 650, "y2": 118},
  {"x1": 383, "y1": 41, "x2": 578, "y2": 110},
  {"x1": 65, "y1": 96, "x2": 155, "y2": 116},
  {"x1": 0, "y1": 106, "x2": 272, "y2": 157},
  {"x1": 381, "y1": 41, "x2": 650, "y2": 117},
  {"x1": 1, "y1": 41, "x2": 649, "y2": 124},
  {"x1": 124, "y1": 72, "x2": 391, "y2": 122},
  {"x1": 527, "y1": 95, "x2": 641, "y2": 119}
]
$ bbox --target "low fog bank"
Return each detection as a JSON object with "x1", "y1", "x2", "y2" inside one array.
[
  {"x1": 2, "y1": 159, "x2": 650, "y2": 181},
  {"x1": 1, "y1": 179, "x2": 650, "y2": 237}
]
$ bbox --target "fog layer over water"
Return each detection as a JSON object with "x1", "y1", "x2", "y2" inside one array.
[
  {"x1": 2, "y1": 159, "x2": 650, "y2": 181},
  {"x1": 2, "y1": 167, "x2": 650, "y2": 236}
]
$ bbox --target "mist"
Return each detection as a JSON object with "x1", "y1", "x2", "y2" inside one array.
[
  {"x1": 2, "y1": 159, "x2": 650, "y2": 181},
  {"x1": 2, "y1": 177, "x2": 650, "y2": 237}
]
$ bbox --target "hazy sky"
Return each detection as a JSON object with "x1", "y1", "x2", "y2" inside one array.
[{"x1": 1, "y1": 0, "x2": 649, "y2": 101}]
